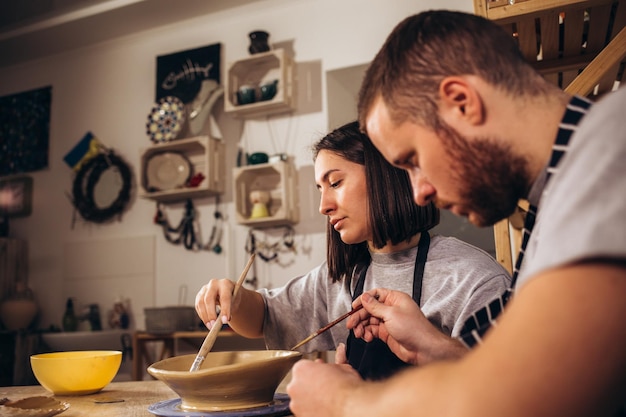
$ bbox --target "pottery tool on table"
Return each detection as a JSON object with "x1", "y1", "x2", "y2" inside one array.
[
  {"x1": 189, "y1": 253, "x2": 256, "y2": 372},
  {"x1": 290, "y1": 304, "x2": 365, "y2": 351}
]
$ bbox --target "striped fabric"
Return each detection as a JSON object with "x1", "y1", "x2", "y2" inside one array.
[{"x1": 459, "y1": 96, "x2": 592, "y2": 348}]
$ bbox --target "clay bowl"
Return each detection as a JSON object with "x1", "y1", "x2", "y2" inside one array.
[
  {"x1": 147, "y1": 350, "x2": 302, "y2": 411},
  {"x1": 30, "y1": 350, "x2": 122, "y2": 395}
]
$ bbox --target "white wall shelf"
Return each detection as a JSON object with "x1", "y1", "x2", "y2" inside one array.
[
  {"x1": 139, "y1": 136, "x2": 224, "y2": 203},
  {"x1": 224, "y1": 48, "x2": 296, "y2": 118},
  {"x1": 233, "y1": 160, "x2": 299, "y2": 227}
]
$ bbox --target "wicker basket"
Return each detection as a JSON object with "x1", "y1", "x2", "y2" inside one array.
[{"x1": 144, "y1": 306, "x2": 197, "y2": 333}]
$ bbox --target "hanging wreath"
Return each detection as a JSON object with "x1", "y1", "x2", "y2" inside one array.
[{"x1": 71, "y1": 150, "x2": 132, "y2": 223}]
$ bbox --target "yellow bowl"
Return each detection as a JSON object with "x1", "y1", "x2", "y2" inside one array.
[
  {"x1": 30, "y1": 350, "x2": 122, "y2": 395},
  {"x1": 147, "y1": 350, "x2": 302, "y2": 411}
]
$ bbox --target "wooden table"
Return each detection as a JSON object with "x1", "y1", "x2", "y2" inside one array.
[
  {"x1": 0, "y1": 380, "x2": 294, "y2": 416},
  {"x1": 0, "y1": 380, "x2": 177, "y2": 417},
  {"x1": 132, "y1": 330, "x2": 266, "y2": 381}
]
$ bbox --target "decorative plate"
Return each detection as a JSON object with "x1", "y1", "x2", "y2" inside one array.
[
  {"x1": 148, "y1": 394, "x2": 291, "y2": 417},
  {"x1": 145, "y1": 152, "x2": 192, "y2": 191},
  {"x1": 0, "y1": 396, "x2": 70, "y2": 417},
  {"x1": 146, "y1": 96, "x2": 187, "y2": 143}
]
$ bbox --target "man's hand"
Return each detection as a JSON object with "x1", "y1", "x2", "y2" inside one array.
[{"x1": 347, "y1": 289, "x2": 467, "y2": 365}]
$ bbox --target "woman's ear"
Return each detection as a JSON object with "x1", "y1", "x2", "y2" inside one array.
[{"x1": 438, "y1": 76, "x2": 485, "y2": 128}]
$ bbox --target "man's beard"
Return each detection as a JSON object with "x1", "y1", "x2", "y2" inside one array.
[{"x1": 437, "y1": 121, "x2": 530, "y2": 227}]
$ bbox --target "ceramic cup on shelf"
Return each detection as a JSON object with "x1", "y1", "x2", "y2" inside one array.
[
  {"x1": 259, "y1": 80, "x2": 279, "y2": 101},
  {"x1": 236, "y1": 85, "x2": 256, "y2": 105}
]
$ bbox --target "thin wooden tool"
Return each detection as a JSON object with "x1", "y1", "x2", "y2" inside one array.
[
  {"x1": 290, "y1": 304, "x2": 364, "y2": 351},
  {"x1": 189, "y1": 253, "x2": 256, "y2": 372}
]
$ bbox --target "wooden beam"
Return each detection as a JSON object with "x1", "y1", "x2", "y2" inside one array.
[
  {"x1": 474, "y1": 0, "x2": 488, "y2": 17},
  {"x1": 532, "y1": 54, "x2": 596, "y2": 74},
  {"x1": 565, "y1": 25, "x2": 626, "y2": 95},
  {"x1": 493, "y1": 219, "x2": 514, "y2": 274},
  {"x1": 486, "y1": 0, "x2": 614, "y2": 24}
]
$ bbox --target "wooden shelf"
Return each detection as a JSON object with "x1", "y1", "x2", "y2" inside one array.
[
  {"x1": 139, "y1": 136, "x2": 225, "y2": 203},
  {"x1": 224, "y1": 48, "x2": 296, "y2": 118}
]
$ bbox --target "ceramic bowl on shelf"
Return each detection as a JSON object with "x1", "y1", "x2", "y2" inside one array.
[
  {"x1": 30, "y1": 350, "x2": 122, "y2": 395},
  {"x1": 147, "y1": 350, "x2": 302, "y2": 412},
  {"x1": 144, "y1": 152, "x2": 192, "y2": 192},
  {"x1": 247, "y1": 152, "x2": 269, "y2": 165}
]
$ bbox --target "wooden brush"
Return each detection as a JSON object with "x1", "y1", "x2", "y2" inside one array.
[
  {"x1": 291, "y1": 304, "x2": 365, "y2": 351},
  {"x1": 189, "y1": 253, "x2": 256, "y2": 371}
]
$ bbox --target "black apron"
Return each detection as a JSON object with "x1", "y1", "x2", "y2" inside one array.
[{"x1": 346, "y1": 232, "x2": 430, "y2": 380}]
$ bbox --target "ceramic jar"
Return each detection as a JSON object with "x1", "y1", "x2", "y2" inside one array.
[
  {"x1": 248, "y1": 31, "x2": 270, "y2": 54},
  {"x1": 0, "y1": 283, "x2": 38, "y2": 331}
]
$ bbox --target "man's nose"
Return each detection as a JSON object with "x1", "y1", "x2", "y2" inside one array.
[{"x1": 408, "y1": 170, "x2": 436, "y2": 206}]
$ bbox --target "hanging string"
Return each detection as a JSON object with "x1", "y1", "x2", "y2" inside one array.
[
  {"x1": 265, "y1": 114, "x2": 293, "y2": 157},
  {"x1": 245, "y1": 225, "x2": 296, "y2": 266},
  {"x1": 153, "y1": 197, "x2": 223, "y2": 253}
]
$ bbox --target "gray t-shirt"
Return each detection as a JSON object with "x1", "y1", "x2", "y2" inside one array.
[
  {"x1": 518, "y1": 88, "x2": 626, "y2": 287},
  {"x1": 258, "y1": 234, "x2": 511, "y2": 352}
]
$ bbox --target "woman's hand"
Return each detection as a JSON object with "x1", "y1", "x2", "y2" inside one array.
[
  {"x1": 194, "y1": 278, "x2": 266, "y2": 338},
  {"x1": 194, "y1": 279, "x2": 236, "y2": 329},
  {"x1": 334, "y1": 342, "x2": 348, "y2": 364}
]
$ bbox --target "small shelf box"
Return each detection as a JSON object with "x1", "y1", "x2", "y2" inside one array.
[
  {"x1": 233, "y1": 160, "x2": 299, "y2": 227},
  {"x1": 140, "y1": 136, "x2": 224, "y2": 203},
  {"x1": 224, "y1": 48, "x2": 296, "y2": 118}
]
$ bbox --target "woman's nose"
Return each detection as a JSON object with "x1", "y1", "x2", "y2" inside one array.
[{"x1": 318, "y1": 190, "x2": 335, "y2": 215}]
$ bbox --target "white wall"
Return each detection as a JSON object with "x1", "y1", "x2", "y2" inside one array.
[{"x1": 0, "y1": 0, "x2": 473, "y2": 330}]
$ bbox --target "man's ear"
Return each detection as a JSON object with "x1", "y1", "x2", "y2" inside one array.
[{"x1": 438, "y1": 76, "x2": 485, "y2": 128}]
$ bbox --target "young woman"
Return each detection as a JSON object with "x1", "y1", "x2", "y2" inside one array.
[{"x1": 195, "y1": 121, "x2": 510, "y2": 380}]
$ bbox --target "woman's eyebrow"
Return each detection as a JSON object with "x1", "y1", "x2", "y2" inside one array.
[
  {"x1": 315, "y1": 168, "x2": 341, "y2": 190},
  {"x1": 319, "y1": 168, "x2": 340, "y2": 183}
]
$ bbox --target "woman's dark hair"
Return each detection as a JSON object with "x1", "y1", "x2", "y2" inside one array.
[{"x1": 312, "y1": 121, "x2": 439, "y2": 284}]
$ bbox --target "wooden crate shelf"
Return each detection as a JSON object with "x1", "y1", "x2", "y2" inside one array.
[
  {"x1": 139, "y1": 136, "x2": 225, "y2": 203},
  {"x1": 224, "y1": 48, "x2": 296, "y2": 118}
]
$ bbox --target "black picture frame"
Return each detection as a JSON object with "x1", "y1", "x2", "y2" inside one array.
[
  {"x1": 0, "y1": 86, "x2": 51, "y2": 176},
  {"x1": 155, "y1": 43, "x2": 221, "y2": 104}
]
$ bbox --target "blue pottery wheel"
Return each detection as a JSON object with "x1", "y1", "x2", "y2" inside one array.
[{"x1": 148, "y1": 393, "x2": 292, "y2": 417}]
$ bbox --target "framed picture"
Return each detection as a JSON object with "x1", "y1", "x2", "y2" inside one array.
[
  {"x1": 0, "y1": 86, "x2": 51, "y2": 176},
  {"x1": 0, "y1": 176, "x2": 33, "y2": 218}
]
